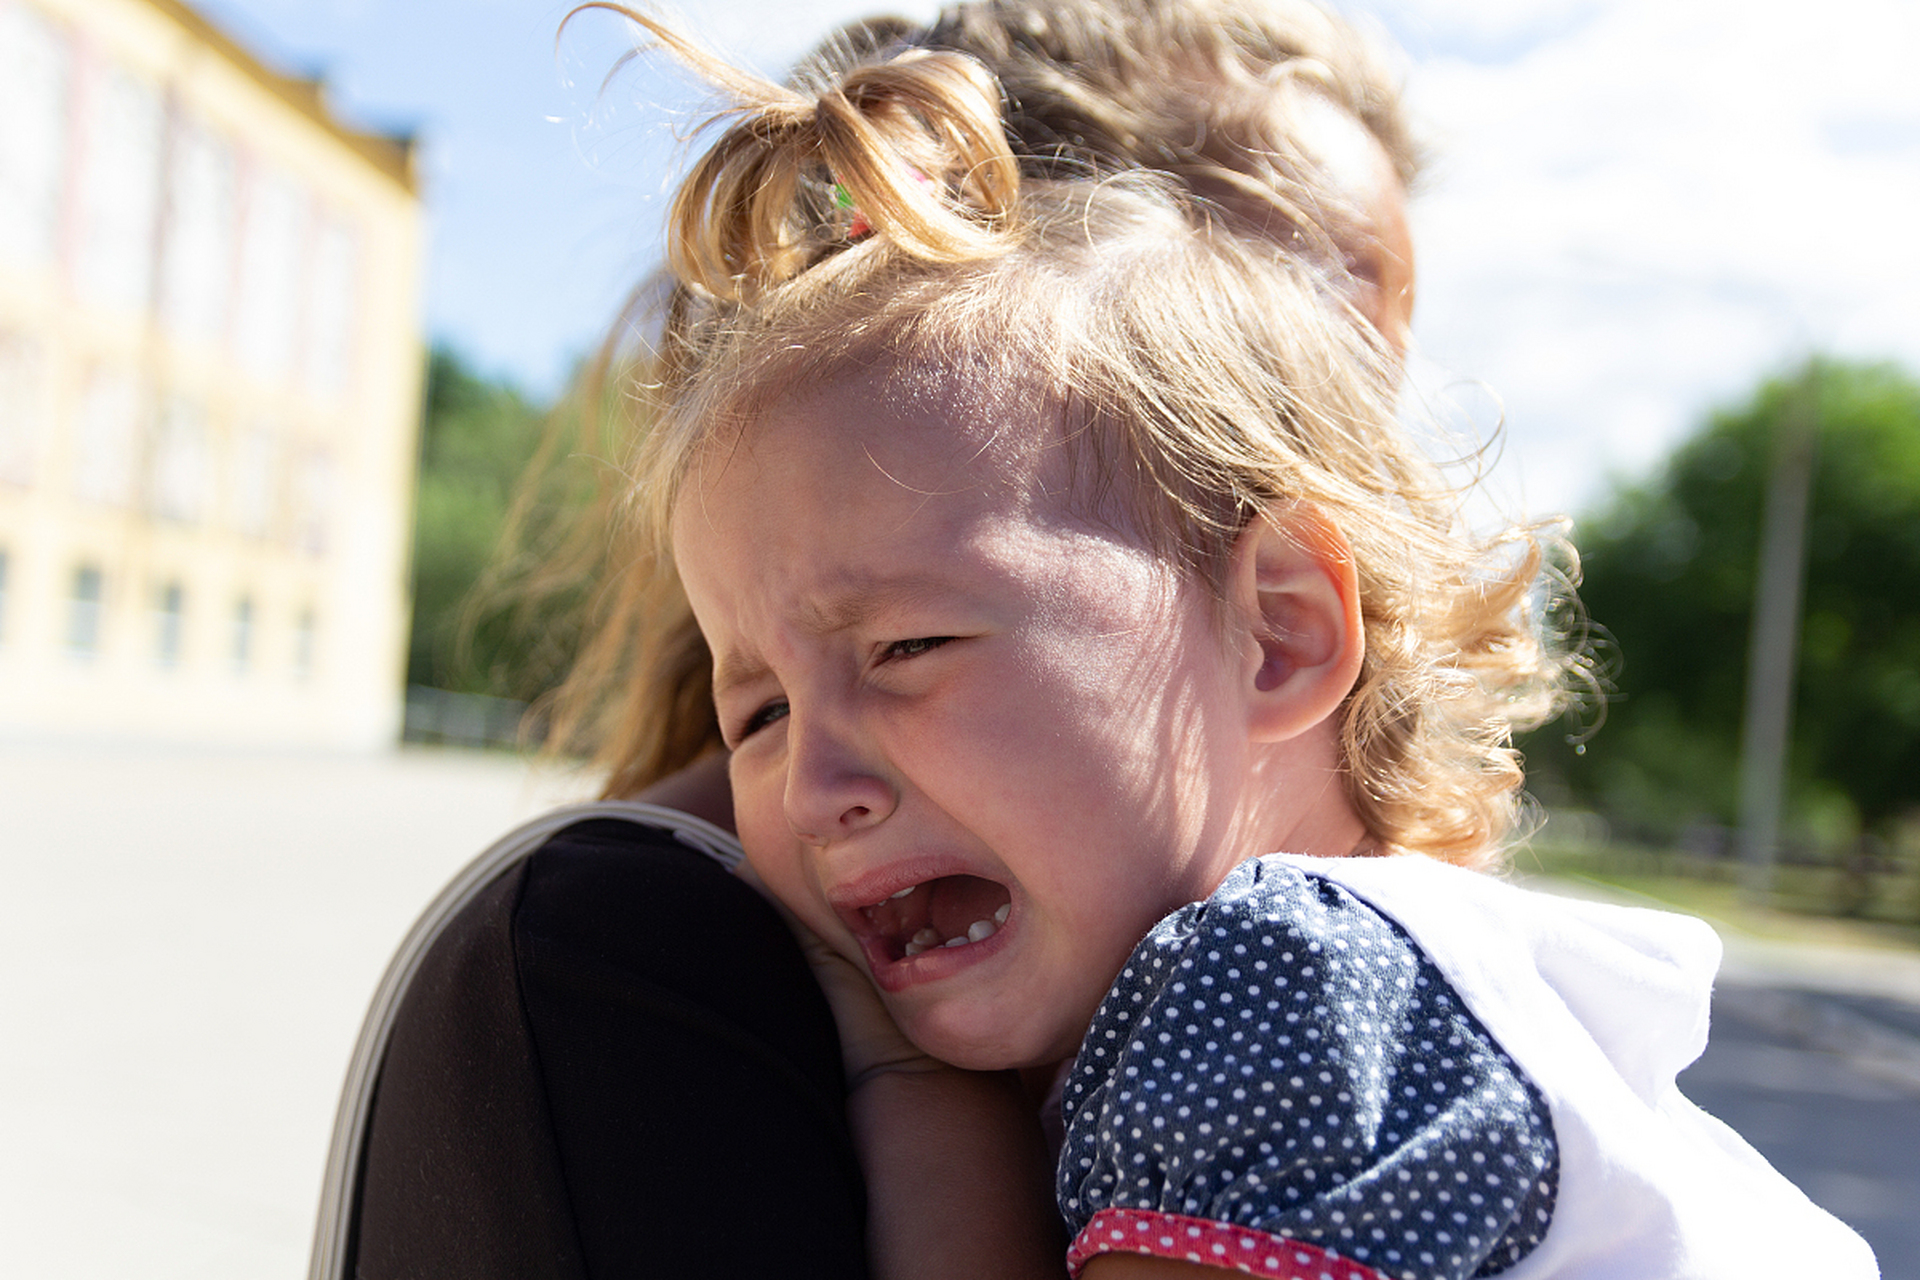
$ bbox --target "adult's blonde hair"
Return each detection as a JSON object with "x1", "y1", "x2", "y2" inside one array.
[
  {"x1": 970, "y1": 0, "x2": 1416, "y2": 173},
  {"x1": 798, "y1": 0, "x2": 1421, "y2": 267},
  {"x1": 538, "y1": 10, "x2": 1571, "y2": 868}
]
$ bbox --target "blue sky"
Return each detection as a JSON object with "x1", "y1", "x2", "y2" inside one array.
[{"x1": 196, "y1": 0, "x2": 1920, "y2": 520}]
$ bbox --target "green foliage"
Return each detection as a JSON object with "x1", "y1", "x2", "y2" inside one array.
[
  {"x1": 407, "y1": 347, "x2": 569, "y2": 697},
  {"x1": 1530, "y1": 359, "x2": 1920, "y2": 841}
]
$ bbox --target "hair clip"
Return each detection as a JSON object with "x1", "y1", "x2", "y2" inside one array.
[
  {"x1": 831, "y1": 168, "x2": 937, "y2": 242},
  {"x1": 832, "y1": 182, "x2": 872, "y2": 240}
]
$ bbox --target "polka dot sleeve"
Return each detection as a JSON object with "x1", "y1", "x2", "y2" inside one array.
[{"x1": 1058, "y1": 858, "x2": 1558, "y2": 1280}]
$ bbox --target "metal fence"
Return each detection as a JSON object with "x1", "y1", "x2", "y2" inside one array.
[{"x1": 401, "y1": 685, "x2": 531, "y2": 751}]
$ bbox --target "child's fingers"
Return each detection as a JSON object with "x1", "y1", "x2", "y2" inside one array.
[
  {"x1": 805, "y1": 945, "x2": 941, "y2": 1086},
  {"x1": 733, "y1": 859, "x2": 940, "y2": 1082}
]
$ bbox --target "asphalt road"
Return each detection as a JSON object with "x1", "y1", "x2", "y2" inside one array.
[{"x1": 1682, "y1": 995, "x2": 1920, "y2": 1278}]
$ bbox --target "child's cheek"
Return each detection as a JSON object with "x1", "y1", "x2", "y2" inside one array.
[{"x1": 735, "y1": 785, "x2": 825, "y2": 929}]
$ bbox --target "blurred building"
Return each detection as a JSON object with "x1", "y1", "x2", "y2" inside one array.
[{"x1": 0, "y1": 0, "x2": 423, "y2": 748}]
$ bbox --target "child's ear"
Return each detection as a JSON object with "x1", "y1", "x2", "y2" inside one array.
[{"x1": 1228, "y1": 503, "x2": 1365, "y2": 743}]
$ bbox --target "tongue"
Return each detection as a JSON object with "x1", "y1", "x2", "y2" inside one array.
[{"x1": 926, "y1": 874, "x2": 1011, "y2": 940}]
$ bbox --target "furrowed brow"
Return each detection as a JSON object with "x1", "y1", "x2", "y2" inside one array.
[
  {"x1": 709, "y1": 649, "x2": 771, "y2": 702},
  {"x1": 707, "y1": 572, "x2": 963, "y2": 700},
  {"x1": 797, "y1": 572, "x2": 957, "y2": 635}
]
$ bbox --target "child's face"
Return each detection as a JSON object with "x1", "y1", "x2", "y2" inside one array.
[{"x1": 673, "y1": 363, "x2": 1263, "y2": 1070}]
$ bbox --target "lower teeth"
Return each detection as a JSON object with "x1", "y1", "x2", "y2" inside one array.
[{"x1": 901, "y1": 915, "x2": 1004, "y2": 957}]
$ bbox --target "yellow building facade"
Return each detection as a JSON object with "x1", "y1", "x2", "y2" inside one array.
[{"x1": 0, "y1": 0, "x2": 422, "y2": 748}]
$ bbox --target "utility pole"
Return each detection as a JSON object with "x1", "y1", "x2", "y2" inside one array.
[{"x1": 1736, "y1": 365, "x2": 1820, "y2": 902}]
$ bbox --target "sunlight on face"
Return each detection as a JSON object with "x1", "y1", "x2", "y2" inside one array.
[{"x1": 672, "y1": 361, "x2": 1263, "y2": 1069}]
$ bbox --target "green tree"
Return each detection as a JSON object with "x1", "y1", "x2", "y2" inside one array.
[
  {"x1": 407, "y1": 347, "x2": 559, "y2": 696},
  {"x1": 1531, "y1": 360, "x2": 1920, "y2": 843}
]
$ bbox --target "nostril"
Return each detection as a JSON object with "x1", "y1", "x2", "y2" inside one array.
[
  {"x1": 785, "y1": 757, "x2": 896, "y2": 842},
  {"x1": 789, "y1": 808, "x2": 871, "y2": 846},
  {"x1": 837, "y1": 798, "x2": 892, "y2": 834}
]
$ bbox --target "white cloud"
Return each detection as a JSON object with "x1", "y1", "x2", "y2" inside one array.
[{"x1": 1402, "y1": 0, "x2": 1920, "y2": 520}]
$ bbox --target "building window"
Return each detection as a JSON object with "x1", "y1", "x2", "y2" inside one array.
[
  {"x1": 148, "y1": 395, "x2": 209, "y2": 524},
  {"x1": 68, "y1": 564, "x2": 104, "y2": 655},
  {"x1": 230, "y1": 421, "x2": 280, "y2": 538},
  {"x1": 0, "y1": 332, "x2": 47, "y2": 487},
  {"x1": 73, "y1": 61, "x2": 164, "y2": 313},
  {"x1": 233, "y1": 164, "x2": 307, "y2": 382},
  {"x1": 159, "y1": 114, "x2": 236, "y2": 341},
  {"x1": 293, "y1": 607, "x2": 316, "y2": 679},
  {"x1": 291, "y1": 448, "x2": 334, "y2": 556},
  {"x1": 306, "y1": 215, "x2": 359, "y2": 398},
  {"x1": 155, "y1": 580, "x2": 185, "y2": 667},
  {"x1": 230, "y1": 594, "x2": 253, "y2": 671},
  {"x1": 72, "y1": 366, "x2": 141, "y2": 507},
  {"x1": 0, "y1": 2, "x2": 71, "y2": 270}
]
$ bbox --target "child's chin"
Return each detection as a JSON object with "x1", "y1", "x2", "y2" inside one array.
[{"x1": 901, "y1": 1011, "x2": 1060, "y2": 1072}]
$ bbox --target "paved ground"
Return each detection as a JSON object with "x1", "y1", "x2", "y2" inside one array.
[
  {"x1": 4, "y1": 741, "x2": 1915, "y2": 1278},
  {"x1": 1, "y1": 741, "x2": 591, "y2": 1280},
  {"x1": 1683, "y1": 998, "x2": 1920, "y2": 1277}
]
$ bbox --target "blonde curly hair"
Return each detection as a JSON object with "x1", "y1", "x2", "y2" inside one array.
[{"x1": 533, "y1": 9, "x2": 1574, "y2": 868}]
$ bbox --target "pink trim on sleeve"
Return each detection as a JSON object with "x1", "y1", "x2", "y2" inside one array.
[{"x1": 1067, "y1": 1207, "x2": 1390, "y2": 1279}]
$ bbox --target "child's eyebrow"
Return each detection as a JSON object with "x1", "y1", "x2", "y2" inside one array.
[
  {"x1": 801, "y1": 572, "x2": 959, "y2": 633},
  {"x1": 710, "y1": 649, "x2": 771, "y2": 702},
  {"x1": 709, "y1": 572, "x2": 970, "y2": 699}
]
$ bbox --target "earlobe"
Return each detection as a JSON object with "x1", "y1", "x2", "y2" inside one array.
[{"x1": 1232, "y1": 504, "x2": 1365, "y2": 743}]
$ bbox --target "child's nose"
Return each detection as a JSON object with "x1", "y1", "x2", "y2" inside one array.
[{"x1": 781, "y1": 711, "x2": 897, "y2": 846}]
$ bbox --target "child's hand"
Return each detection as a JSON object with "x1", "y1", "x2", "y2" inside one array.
[
  {"x1": 732, "y1": 859, "x2": 936, "y2": 1085},
  {"x1": 733, "y1": 863, "x2": 1064, "y2": 1278}
]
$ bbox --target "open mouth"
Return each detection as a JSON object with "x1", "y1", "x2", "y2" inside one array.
[{"x1": 857, "y1": 874, "x2": 1013, "y2": 963}]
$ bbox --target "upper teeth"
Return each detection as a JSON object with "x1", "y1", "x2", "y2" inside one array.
[{"x1": 888, "y1": 885, "x2": 916, "y2": 900}]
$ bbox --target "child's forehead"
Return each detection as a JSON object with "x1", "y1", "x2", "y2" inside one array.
[
  {"x1": 739, "y1": 351, "x2": 1069, "y2": 483},
  {"x1": 861, "y1": 351, "x2": 1050, "y2": 435}
]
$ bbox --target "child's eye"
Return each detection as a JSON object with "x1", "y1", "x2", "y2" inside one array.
[
  {"x1": 736, "y1": 699, "x2": 790, "y2": 740},
  {"x1": 883, "y1": 636, "x2": 954, "y2": 661}
]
